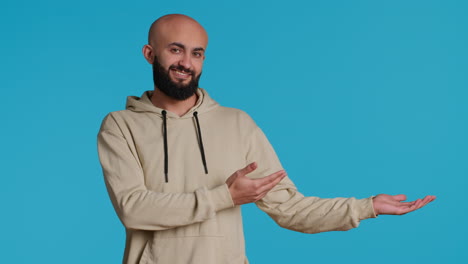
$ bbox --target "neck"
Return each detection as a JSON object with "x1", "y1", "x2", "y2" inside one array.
[{"x1": 151, "y1": 88, "x2": 198, "y2": 117}]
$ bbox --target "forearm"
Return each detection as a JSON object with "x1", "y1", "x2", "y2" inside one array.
[
  {"x1": 98, "y1": 126, "x2": 234, "y2": 231},
  {"x1": 108, "y1": 183, "x2": 234, "y2": 231},
  {"x1": 256, "y1": 179, "x2": 376, "y2": 234}
]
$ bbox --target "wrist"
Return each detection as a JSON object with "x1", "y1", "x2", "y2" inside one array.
[
  {"x1": 209, "y1": 184, "x2": 235, "y2": 211},
  {"x1": 372, "y1": 196, "x2": 379, "y2": 216}
]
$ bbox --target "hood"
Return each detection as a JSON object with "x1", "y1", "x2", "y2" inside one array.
[
  {"x1": 125, "y1": 88, "x2": 219, "y2": 119},
  {"x1": 124, "y1": 88, "x2": 216, "y2": 182}
]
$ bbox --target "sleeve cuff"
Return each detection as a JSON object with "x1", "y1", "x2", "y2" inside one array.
[
  {"x1": 208, "y1": 184, "x2": 235, "y2": 212},
  {"x1": 357, "y1": 197, "x2": 378, "y2": 220}
]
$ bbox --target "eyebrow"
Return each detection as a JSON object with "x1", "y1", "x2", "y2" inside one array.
[{"x1": 169, "y1": 42, "x2": 205, "y2": 52}]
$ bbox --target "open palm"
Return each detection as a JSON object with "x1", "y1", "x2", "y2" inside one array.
[{"x1": 372, "y1": 194, "x2": 436, "y2": 216}]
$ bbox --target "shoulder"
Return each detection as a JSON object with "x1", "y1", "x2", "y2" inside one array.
[
  {"x1": 213, "y1": 106, "x2": 257, "y2": 123},
  {"x1": 99, "y1": 109, "x2": 136, "y2": 133},
  {"x1": 210, "y1": 106, "x2": 259, "y2": 131}
]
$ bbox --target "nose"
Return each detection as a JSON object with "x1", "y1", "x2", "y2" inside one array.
[{"x1": 178, "y1": 53, "x2": 192, "y2": 70}]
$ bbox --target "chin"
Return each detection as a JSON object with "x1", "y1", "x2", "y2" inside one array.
[{"x1": 177, "y1": 81, "x2": 193, "y2": 87}]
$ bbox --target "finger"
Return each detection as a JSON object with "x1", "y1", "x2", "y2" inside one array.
[
  {"x1": 398, "y1": 196, "x2": 431, "y2": 207},
  {"x1": 426, "y1": 195, "x2": 436, "y2": 202},
  {"x1": 257, "y1": 172, "x2": 286, "y2": 194},
  {"x1": 255, "y1": 190, "x2": 270, "y2": 201},
  {"x1": 411, "y1": 198, "x2": 427, "y2": 211},
  {"x1": 255, "y1": 175, "x2": 285, "y2": 201},
  {"x1": 419, "y1": 195, "x2": 435, "y2": 208},
  {"x1": 399, "y1": 199, "x2": 422, "y2": 214},
  {"x1": 238, "y1": 162, "x2": 258, "y2": 176},
  {"x1": 225, "y1": 175, "x2": 236, "y2": 186},
  {"x1": 396, "y1": 201, "x2": 417, "y2": 206},
  {"x1": 413, "y1": 198, "x2": 425, "y2": 211},
  {"x1": 401, "y1": 195, "x2": 437, "y2": 214},
  {"x1": 392, "y1": 194, "x2": 407, "y2": 202},
  {"x1": 407, "y1": 196, "x2": 432, "y2": 211},
  {"x1": 256, "y1": 170, "x2": 286, "y2": 185}
]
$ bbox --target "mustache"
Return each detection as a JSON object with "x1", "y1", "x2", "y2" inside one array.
[{"x1": 169, "y1": 65, "x2": 195, "y2": 75}]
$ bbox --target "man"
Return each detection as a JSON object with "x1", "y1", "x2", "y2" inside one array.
[{"x1": 97, "y1": 14, "x2": 435, "y2": 264}]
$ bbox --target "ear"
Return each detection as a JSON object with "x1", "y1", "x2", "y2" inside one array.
[{"x1": 142, "y1": 44, "x2": 154, "y2": 64}]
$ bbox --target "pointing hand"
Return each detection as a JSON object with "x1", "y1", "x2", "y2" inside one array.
[
  {"x1": 372, "y1": 194, "x2": 436, "y2": 216},
  {"x1": 226, "y1": 162, "x2": 286, "y2": 206}
]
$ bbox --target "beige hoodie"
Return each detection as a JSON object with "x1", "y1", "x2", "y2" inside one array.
[{"x1": 97, "y1": 88, "x2": 376, "y2": 264}]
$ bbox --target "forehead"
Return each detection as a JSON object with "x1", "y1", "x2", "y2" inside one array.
[{"x1": 155, "y1": 21, "x2": 208, "y2": 50}]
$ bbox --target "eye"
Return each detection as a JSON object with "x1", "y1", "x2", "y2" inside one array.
[
  {"x1": 171, "y1": 48, "x2": 181, "y2": 54},
  {"x1": 193, "y1": 51, "x2": 203, "y2": 58}
]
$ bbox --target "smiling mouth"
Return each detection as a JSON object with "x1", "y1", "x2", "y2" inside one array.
[{"x1": 171, "y1": 68, "x2": 192, "y2": 80}]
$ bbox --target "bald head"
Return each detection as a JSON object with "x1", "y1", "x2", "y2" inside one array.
[
  {"x1": 148, "y1": 14, "x2": 208, "y2": 48},
  {"x1": 142, "y1": 14, "x2": 207, "y2": 101}
]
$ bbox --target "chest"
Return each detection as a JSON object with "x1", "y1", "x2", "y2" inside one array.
[{"x1": 126, "y1": 113, "x2": 248, "y2": 193}]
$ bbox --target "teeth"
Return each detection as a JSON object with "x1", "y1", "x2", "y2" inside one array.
[{"x1": 174, "y1": 70, "x2": 189, "y2": 76}]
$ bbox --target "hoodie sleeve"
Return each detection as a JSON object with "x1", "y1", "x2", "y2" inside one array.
[
  {"x1": 97, "y1": 114, "x2": 234, "y2": 231},
  {"x1": 247, "y1": 126, "x2": 377, "y2": 234}
]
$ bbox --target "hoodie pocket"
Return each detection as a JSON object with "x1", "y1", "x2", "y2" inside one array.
[
  {"x1": 138, "y1": 240, "x2": 152, "y2": 264},
  {"x1": 139, "y1": 236, "x2": 227, "y2": 264}
]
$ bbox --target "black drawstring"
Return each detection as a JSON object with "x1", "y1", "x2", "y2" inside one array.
[
  {"x1": 194, "y1": 111, "x2": 209, "y2": 174},
  {"x1": 162, "y1": 110, "x2": 169, "y2": 183},
  {"x1": 161, "y1": 110, "x2": 208, "y2": 183}
]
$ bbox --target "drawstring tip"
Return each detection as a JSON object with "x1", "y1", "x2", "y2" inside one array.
[{"x1": 164, "y1": 173, "x2": 168, "y2": 183}]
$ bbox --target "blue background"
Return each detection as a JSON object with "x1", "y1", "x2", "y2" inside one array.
[{"x1": 1, "y1": 0, "x2": 466, "y2": 263}]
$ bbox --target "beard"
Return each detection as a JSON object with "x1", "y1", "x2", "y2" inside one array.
[{"x1": 152, "y1": 57, "x2": 202, "y2": 101}]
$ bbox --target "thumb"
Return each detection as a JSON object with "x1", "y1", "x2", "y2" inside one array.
[
  {"x1": 392, "y1": 194, "x2": 407, "y2": 202},
  {"x1": 238, "y1": 162, "x2": 257, "y2": 176}
]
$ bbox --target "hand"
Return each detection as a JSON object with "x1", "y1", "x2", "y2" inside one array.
[
  {"x1": 226, "y1": 162, "x2": 286, "y2": 206},
  {"x1": 372, "y1": 194, "x2": 436, "y2": 216}
]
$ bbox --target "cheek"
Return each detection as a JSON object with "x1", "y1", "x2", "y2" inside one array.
[
  {"x1": 157, "y1": 53, "x2": 178, "y2": 69},
  {"x1": 165, "y1": 60, "x2": 179, "y2": 69},
  {"x1": 194, "y1": 61, "x2": 204, "y2": 73}
]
